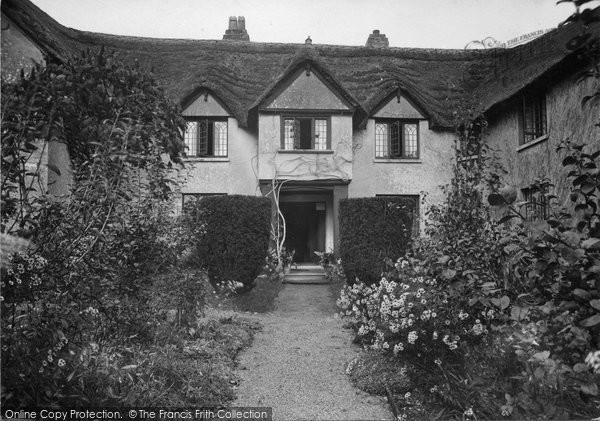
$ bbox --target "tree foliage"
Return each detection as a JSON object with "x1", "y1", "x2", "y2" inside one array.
[{"x1": 0, "y1": 49, "x2": 196, "y2": 406}]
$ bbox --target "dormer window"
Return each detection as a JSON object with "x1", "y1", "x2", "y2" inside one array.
[
  {"x1": 184, "y1": 118, "x2": 228, "y2": 157},
  {"x1": 375, "y1": 119, "x2": 419, "y2": 159},
  {"x1": 281, "y1": 116, "x2": 330, "y2": 151},
  {"x1": 520, "y1": 92, "x2": 547, "y2": 145}
]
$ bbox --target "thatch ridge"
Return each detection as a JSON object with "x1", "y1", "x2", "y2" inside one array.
[{"x1": 3, "y1": 0, "x2": 598, "y2": 129}]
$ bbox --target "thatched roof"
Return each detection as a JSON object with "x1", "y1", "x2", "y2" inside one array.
[{"x1": 3, "y1": 0, "x2": 599, "y2": 130}]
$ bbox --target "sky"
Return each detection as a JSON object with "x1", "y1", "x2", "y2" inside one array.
[{"x1": 30, "y1": 0, "x2": 600, "y2": 49}]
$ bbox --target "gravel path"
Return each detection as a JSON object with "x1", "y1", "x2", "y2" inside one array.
[{"x1": 233, "y1": 283, "x2": 393, "y2": 421}]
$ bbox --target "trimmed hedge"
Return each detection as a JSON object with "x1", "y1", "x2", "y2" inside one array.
[
  {"x1": 339, "y1": 197, "x2": 415, "y2": 285},
  {"x1": 194, "y1": 195, "x2": 271, "y2": 288}
]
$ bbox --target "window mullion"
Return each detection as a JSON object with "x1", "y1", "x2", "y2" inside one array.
[
  {"x1": 311, "y1": 118, "x2": 315, "y2": 149},
  {"x1": 400, "y1": 122, "x2": 405, "y2": 158}
]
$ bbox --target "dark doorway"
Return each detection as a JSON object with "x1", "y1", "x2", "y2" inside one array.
[{"x1": 280, "y1": 202, "x2": 326, "y2": 263}]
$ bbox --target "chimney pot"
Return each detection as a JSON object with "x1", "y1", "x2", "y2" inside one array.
[
  {"x1": 305, "y1": 36, "x2": 312, "y2": 45},
  {"x1": 366, "y1": 30, "x2": 389, "y2": 48},
  {"x1": 223, "y1": 16, "x2": 250, "y2": 41}
]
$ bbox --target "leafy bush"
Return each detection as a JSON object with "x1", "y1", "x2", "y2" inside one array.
[
  {"x1": 0, "y1": 48, "x2": 199, "y2": 407},
  {"x1": 339, "y1": 197, "x2": 415, "y2": 285},
  {"x1": 193, "y1": 195, "x2": 271, "y2": 288}
]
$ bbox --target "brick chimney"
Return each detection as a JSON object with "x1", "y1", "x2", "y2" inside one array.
[
  {"x1": 223, "y1": 16, "x2": 250, "y2": 41},
  {"x1": 365, "y1": 30, "x2": 389, "y2": 48}
]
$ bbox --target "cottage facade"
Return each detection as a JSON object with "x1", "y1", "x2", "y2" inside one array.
[{"x1": 2, "y1": 0, "x2": 599, "y2": 261}]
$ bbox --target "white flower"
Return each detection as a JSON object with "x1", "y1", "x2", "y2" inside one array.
[
  {"x1": 408, "y1": 331, "x2": 418, "y2": 344},
  {"x1": 393, "y1": 343, "x2": 404, "y2": 354},
  {"x1": 585, "y1": 350, "x2": 600, "y2": 373}
]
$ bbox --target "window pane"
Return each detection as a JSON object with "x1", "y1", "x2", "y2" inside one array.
[
  {"x1": 314, "y1": 119, "x2": 328, "y2": 150},
  {"x1": 299, "y1": 118, "x2": 312, "y2": 149},
  {"x1": 283, "y1": 118, "x2": 295, "y2": 150},
  {"x1": 390, "y1": 121, "x2": 401, "y2": 157},
  {"x1": 198, "y1": 120, "x2": 209, "y2": 156},
  {"x1": 404, "y1": 123, "x2": 418, "y2": 158},
  {"x1": 184, "y1": 121, "x2": 198, "y2": 157},
  {"x1": 375, "y1": 123, "x2": 388, "y2": 158},
  {"x1": 213, "y1": 121, "x2": 228, "y2": 156}
]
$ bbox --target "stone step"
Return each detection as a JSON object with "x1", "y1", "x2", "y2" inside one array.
[
  {"x1": 290, "y1": 264, "x2": 323, "y2": 272},
  {"x1": 284, "y1": 275, "x2": 328, "y2": 285},
  {"x1": 284, "y1": 263, "x2": 328, "y2": 284},
  {"x1": 287, "y1": 270, "x2": 325, "y2": 277}
]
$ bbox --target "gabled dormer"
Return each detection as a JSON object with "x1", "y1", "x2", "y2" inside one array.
[
  {"x1": 181, "y1": 88, "x2": 232, "y2": 159},
  {"x1": 256, "y1": 60, "x2": 359, "y2": 181},
  {"x1": 261, "y1": 62, "x2": 353, "y2": 112},
  {"x1": 369, "y1": 88, "x2": 428, "y2": 161}
]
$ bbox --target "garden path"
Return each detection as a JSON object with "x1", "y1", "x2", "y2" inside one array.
[{"x1": 233, "y1": 283, "x2": 393, "y2": 421}]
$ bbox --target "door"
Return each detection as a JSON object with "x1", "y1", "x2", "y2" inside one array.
[{"x1": 280, "y1": 202, "x2": 326, "y2": 263}]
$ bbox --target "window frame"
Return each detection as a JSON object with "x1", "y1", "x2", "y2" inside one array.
[
  {"x1": 279, "y1": 115, "x2": 332, "y2": 151},
  {"x1": 519, "y1": 91, "x2": 547, "y2": 146},
  {"x1": 183, "y1": 117, "x2": 228, "y2": 158},
  {"x1": 520, "y1": 185, "x2": 550, "y2": 221},
  {"x1": 374, "y1": 119, "x2": 420, "y2": 160}
]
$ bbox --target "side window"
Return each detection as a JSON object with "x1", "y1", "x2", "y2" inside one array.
[
  {"x1": 521, "y1": 185, "x2": 549, "y2": 221},
  {"x1": 184, "y1": 118, "x2": 228, "y2": 157},
  {"x1": 520, "y1": 92, "x2": 547, "y2": 145},
  {"x1": 375, "y1": 120, "x2": 419, "y2": 159}
]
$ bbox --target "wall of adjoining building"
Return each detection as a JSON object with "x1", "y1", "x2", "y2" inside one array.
[
  {"x1": 1, "y1": 13, "x2": 45, "y2": 83},
  {"x1": 485, "y1": 75, "x2": 600, "y2": 206}
]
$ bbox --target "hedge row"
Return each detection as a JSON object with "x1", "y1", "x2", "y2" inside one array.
[
  {"x1": 339, "y1": 197, "x2": 415, "y2": 285},
  {"x1": 192, "y1": 195, "x2": 271, "y2": 288}
]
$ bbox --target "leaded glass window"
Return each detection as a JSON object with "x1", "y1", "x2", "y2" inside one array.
[
  {"x1": 281, "y1": 117, "x2": 330, "y2": 150},
  {"x1": 183, "y1": 118, "x2": 228, "y2": 157},
  {"x1": 374, "y1": 120, "x2": 419, "y2": 159}
]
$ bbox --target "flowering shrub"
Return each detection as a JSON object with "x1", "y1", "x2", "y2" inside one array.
[
  {"x1": 1, "y1": 252, "x2": 47, "y2": 303},
  {"x1": 338, "y1": 258, "x2": 495, "y2": 364}
]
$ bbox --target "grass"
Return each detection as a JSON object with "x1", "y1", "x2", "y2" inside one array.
[{"x1": 56, "y1": 268, "x2": 267, "y2": 407}]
